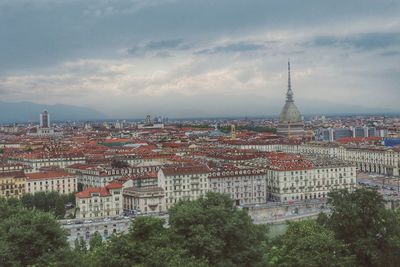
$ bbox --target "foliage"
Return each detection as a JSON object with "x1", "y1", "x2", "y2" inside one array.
[
  {"x1": 266, "y1": 220, "x2": 355, "y2": 267},
  {"x1": 2, "y1": 190, "x2": 400, "y2": 267},
  {"x1": 320, "y1": 188, "x2": 400, "y2": 267},
  {"x1": 169, "y1": 192, "x2": 267, "y2": 267},
  {"x1": 89, "y1": 231, "x2": 103, "y2": 251},
  {"x1": 90, "y1": 216, "x2": 208, "y2": 267},
  {"x1": 20, "y1": 191, "x2": 75, "y2": 219},
  {"x1": 0, "y1": 198, "x2": 70, "y2": 266}
]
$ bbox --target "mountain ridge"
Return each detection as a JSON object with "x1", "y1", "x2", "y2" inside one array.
[{"x1": 0, "y1": 101, "x2": 106, "y2": 123}]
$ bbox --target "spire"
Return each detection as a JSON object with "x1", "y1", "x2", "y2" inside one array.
[{"x1": 286, "y1": 59, "x2": 294, "y2": 102}]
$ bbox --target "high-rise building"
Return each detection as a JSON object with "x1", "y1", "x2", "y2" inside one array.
[
  {"x1": 40, "y1": 110, "x2": 50, "y2": 128},
  {"x1": 277, "y1": 61, "x2": 304, "y2": 137}
]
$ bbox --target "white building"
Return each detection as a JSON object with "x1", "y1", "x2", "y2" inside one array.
[
  {"x1": 209, "y1": 169, "x2": 268, "y2": 206},
  {"x1": 9, "y1": 153, "x2": 86, "y2": 173},
  {"x1": 26, "y1": 171, "x2": 77, "y2": 195},
  {"x1": 158, "y1": 165, "x2": 210, "y2": 210},
  {"x1": 123, "y1": 186, "x2": 165, "y2": 214},
  {"x1": 75, "y1": 183, "x2": 123, "y2": 219},
  {"x1": 234, "y1": 141, "x2": 400, "y2": 177},
  {"x1": 266, "y1": 163, "x2": 357, "y2": 202}
]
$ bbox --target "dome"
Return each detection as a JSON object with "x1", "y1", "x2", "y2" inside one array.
[{"x1": 279, "y1": 101, "x2": 302, "y2": 122}]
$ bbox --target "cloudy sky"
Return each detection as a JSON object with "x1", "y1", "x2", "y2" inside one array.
[{"x1": 0, "y1": 0, "x2": 399, "y2": 118}]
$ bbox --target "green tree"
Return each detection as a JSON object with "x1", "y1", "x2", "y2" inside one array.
[
  {"x1": 74, "y1": 237, "x2": 88, "y2": 254},
  {"x1": 168, "y1": 192, "x2": 267, "y2": 267},
  {"x1": 266, "y1": 220, "x2": 355, "y2": 267},
  {"x1": 55, "y1": 197, "x2": 66, "y2": 218},
  {"x1": 89, "y1": 231, "x2": 103, "y2": 251},
  {"x1": 91, "y1": 216, "x2": 208, "y2": 267},
  {"x1": 0, "y1": 199, "x2": 70, "y2": 266},
  {"x1": 321, "y1": 188, "x2": 400, "y2": 267}
]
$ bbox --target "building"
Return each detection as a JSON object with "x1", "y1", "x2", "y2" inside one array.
[
  {"x1": 264, "y1": 152, "x2": 356, "y2": 202},
  {"x1": 40, "y1": 110, "x2": 50, "y2": 128},
  {"x1": 36, "y1": 110, "x2": 55, "y2": 136},
  {"x1": 158, "y1": 165, "x2": 210, "y2": 209},
  {"x1": 0, "y1": 170, "x2": 26, "y2": 199},
  {"x1": 234, "y1": 140, "x2": 400, "y2": 177},
  {"x1": 75, "y1": 183, "x2": 123, "y2": 219},
  {"x1": 209, "y1": 168, "x2": 267, "y2": 206},
  {"x1": 137, "y1": 115, "x2": 165, "y2": 129},
  {"x1": 9, "y1": 152, "x2": 86, "y2": 173},
  {"x1": 26, "y1": 171, "x2": 78, "y2": 195},
  {"x1": 67, "y1": 164, "x2": 162, "y2": 190},
  {"x1": 123, "y1": 186, "x2": 165, "y2": 214},
  {"x1": 277, "y1": 61, "x2": 304, "y2": 137}
]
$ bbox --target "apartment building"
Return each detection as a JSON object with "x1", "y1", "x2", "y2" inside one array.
[{"x1": 75, "y1": 183, "x2": 123, "y2": 219}]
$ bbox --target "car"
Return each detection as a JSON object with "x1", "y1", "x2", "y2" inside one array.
[
  {"x1": 103, "y1": 217, "x2": 111, "y2": 222},
  {"x1": 66, "y1": 220, "x2": 73, "y2": 225},
  {"x1": 83, "y1": 220, "x2": 93, "y2": 224}
]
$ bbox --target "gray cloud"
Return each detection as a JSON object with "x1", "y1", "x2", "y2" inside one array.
[
  {"x1": 195, "y1": 42, "x2": 267, "y2": 55},
  {"x1": 311, "y1": 32, "x2": 400, "y2": 51},
  {"x1": 128, "y1": 39, "x2": 185, "y2": 55},
  {"x1": 380, "y1": 50, "x2": 400, "y2": 57},
  {"x1": 0, "y1": 0, "x2": 399, "y2": 117}
]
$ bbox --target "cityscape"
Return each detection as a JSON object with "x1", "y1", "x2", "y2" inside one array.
[{"x1": 1, "y1": 1, "x2": 400, "y2": 267}]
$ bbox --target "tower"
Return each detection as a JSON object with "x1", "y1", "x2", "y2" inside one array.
[
  {"x1": 40, "y1": 110, "x2": 50, "y2": 128},
  {"x1": 276, "y1": 60, "x2": 304, "y2": 137}
]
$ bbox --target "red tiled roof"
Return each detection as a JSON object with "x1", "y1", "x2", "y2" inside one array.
[
  {"x1": 26, "y1": 171, "x2": 73, "y2": 180},
  {"x1": 0, "y1": 171, "x2": 26, "y2": 178},
  {"x1": 76, "y1": 187, "x2": 111, "y2": 198},
  {"x1": 162, "y1": 165, "x2": 210, "y2": 176},
  {"x1": 106, "y1": 182, "x2": 123, "y2": 189}
]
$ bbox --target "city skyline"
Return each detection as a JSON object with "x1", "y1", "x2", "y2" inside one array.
[{"x1": 0, "y1": 0, "x2": 399, "y2": 118}]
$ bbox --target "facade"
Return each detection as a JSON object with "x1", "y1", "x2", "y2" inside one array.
[
  {"x1": 75, "y1": 183, "x2": 123, "y2": 219},
  {"x1": 9, "y1": 153, "x2": 85, "y2": 173},
  {"x1": 235, "y1": 141, "x2": 400, "y2": 177},
  {"x1": 277, "y1": 61, "x2": 304, "y2": 137},
  {"x1": 0, "y1": 171, "x2": 26, "y2": 199},
  {"x1": 123, "y1": 186, "x2": 165, "y2": 214},
  {"x1": 209, "y1": 169, "x2": 268, "y2": 206},
  {"x1": 158, "y1": 165, "x2": 210, "y2": 209},
  {"x1": 26, "y1": 171, "x2": 77, "y2": 195},
  {"x1": 67, "y1": 164, "x2": 162, "y2": 189},
  {"x1": 266, "y1": 162, "x2": 356, "y2": 202}
]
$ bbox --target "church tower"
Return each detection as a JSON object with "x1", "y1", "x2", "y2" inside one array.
[{"x1": 276, "y1": 60, "x2": 304, "y2": 137}]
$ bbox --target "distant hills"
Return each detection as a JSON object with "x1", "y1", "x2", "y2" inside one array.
[{"x1": 0, "y1": 101, "x2": 106, "y2": 123}]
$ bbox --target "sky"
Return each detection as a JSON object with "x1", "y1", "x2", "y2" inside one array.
[{"x1": 0, "y1": 0, "x2": 399, "y2": 118}]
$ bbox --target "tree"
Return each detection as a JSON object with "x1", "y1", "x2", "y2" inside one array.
[
  {"x1": 168, "y1": 192, "x2": 267, "y2": 267},
  {"x1": 321, "y1": 188, "x2": 400, "y2": 267},
  {"x1": 20, "y1": 191, "x2": 74, "y2": 218},
  {"x1": 89, "y1": 232, "x2": 103, "y2": 251},
  {"x1": 74, "y1": 237, "x2": 87, "y2": 254},
  {"x1": 91, "y1": 216, "x2": 208, "y2": 267},
  {"x1": 266, "y1": 220, "x2": 355, "y2": 267},
  {"x1": 0, "y1": 199, "x2": 69, "y2": 266},
  {"x1": 55, "y1": 197, "x2": 66, "y2": 219}
]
